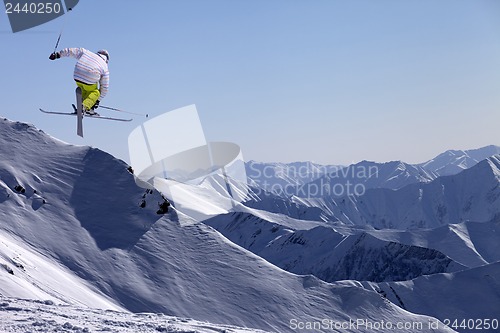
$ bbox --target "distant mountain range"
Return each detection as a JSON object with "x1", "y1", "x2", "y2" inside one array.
[
  {"x1": 246, "y1": 145, "x2": 500, "y2": 197},
  {"x1": 419, "y1": 145, "x2": 500, "y2": 176},
  {"x1": 291, "y1": 155, "x2": 500, "y2": 229},
  {"x1": 245, "y1": 150, "x2": 500, "y2": 230}
]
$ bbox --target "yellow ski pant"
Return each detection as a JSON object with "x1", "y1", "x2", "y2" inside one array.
[{"x1": 76, "y1": 81, "x2": 100, "y2": 110}]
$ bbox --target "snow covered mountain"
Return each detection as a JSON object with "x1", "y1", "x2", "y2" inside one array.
[
  {"x1": 419, "y1": 145, "x2": 500, "y2": 176},
  {"x1": 360, "y1": 261, "x2": 500, "y2": 332},
  {"x1": 205, "y1": 211, "x2": 500, "y2": 333},
  {"x1": 290, "y1": 155, "x2": 500, "y2": 229},
  {"x1": 243, "y1": 185, "x2": 329, "y2": 222},
  {"x1": 205, "y1": 212, "x2": 469, "y2": 282},
  {"x1": 0, "y1": 117, "x2": 456, "y2": 332},
  {"x1": 294, "y1": 160, "x2": 436, "y2": 198},
  {"x1": 244, "y1": 154, "x2": 500, "y2": 230},
  {"x1": 245, "y1": 160, "x2": 342, "y2": 195},
  {"x1": 363, "y1": 219, "x2": 500, "y2": 268},
  {"x1": 246, "y1": 145, "x2": 500, "y2": 198},
  {"x1": 206, "y1": 210, "x2": 500, "y2": 276},
  {"x1": 247, "y1": 160, "x2": 436, "y2": 198}
]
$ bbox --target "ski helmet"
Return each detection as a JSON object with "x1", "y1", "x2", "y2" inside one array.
[{"x1": 97, "y1": 49, "x2": 109, "y2": 63}]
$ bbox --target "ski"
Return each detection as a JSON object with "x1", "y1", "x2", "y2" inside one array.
[
  {"x1": 76, "y1": 87, "x2": 83, "y2": 137},
  {"x1": 39, "y1": 109, "x2": 133, "y2": 122}
]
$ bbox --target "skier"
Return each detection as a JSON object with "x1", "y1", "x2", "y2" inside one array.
[{"x1": 49, "y1": 48, "x2": 109, "y2": 115}]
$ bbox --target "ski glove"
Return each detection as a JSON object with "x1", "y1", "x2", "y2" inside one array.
[{"x1": 49, "y1": 52, "x2": 61, "y2": 60}]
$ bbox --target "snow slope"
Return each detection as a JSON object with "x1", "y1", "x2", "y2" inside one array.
[
  {"x1": 0, "y1": 296, "x2": 269, "y2": 333},
  {"x1": 205, "y1": 211, "x2": 466, "y2": 283},
  {"x1": 205, "y1": 208, "x2": 500, "y2": 281},
  {"x1": 364, "y1": 219, "x2": 500, "y2": 268},
  {"x1": 0, "y1": 231, "x2": 125, "y2": 310},
  {"x1": 0, "y1": 117, "x2": 455, "y2": 332},
  {"x1": 359, "y1": 262, "x2": 500, "y2": 333},
  {"x1": 205, "y1": 209, "x2": 500, "y2": 332}
]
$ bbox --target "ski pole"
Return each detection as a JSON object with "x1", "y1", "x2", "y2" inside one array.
[
  {"x1": 99, "y1": 105, "x2": 149, "y2": 118},
  {"x1": 52, "y1": 7, "x2": 72, "y2": 53}
]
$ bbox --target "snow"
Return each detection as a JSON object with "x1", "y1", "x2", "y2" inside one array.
[
  {"x1": 1, "y1": 116, "x2": 499, "y2": 332},
  {"x1": 360, "y1": 262, "x2": 500, "y2": 332},
  {"x1": 320, "y1": 217, "x2": 500, "y2": 271},
  {"x1": 205, "y1": 211, "x2": 468, "y2": 283},
  {"x1": 0, "y1": 296, "x2": 269, "y2": 333},
  {"x1": 246, "y1": 146, "x2": 500, "y2": 200},
  {"x1": 281, "y1": 155, "x2": 500, "y2": 229},
  {"x1": 0, "y1": 232, "x2": 123, "y2": 310},
  {"x1": 245, "y1": 161, "x2": 343, "y2": 196},
  {"x1": 0, "y1": 117, "x2": 454, "y2": 332},
  {"x1": 419, "y1": 145, "x2": 500, "y2": 176}
]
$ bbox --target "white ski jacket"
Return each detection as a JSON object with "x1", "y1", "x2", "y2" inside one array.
[{"x1": 59, "y1": 47, "x2": 109, "y2": 99}]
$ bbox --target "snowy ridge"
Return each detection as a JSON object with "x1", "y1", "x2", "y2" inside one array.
[
  {"x1": 290, "y1": 155, "x2": 500, "y2": 229},
  {"x1": 205, "y1": 212, "x2": 466, "y2": 283},
  {"x1": 0, "y1": 117, "x2": 455, "y2": 332},
  {"x1": 245, "y1": 152, "x2": 500, "y2": 228},
  {"x1": 244, "y1": 185, "x2": 328, "y2": 222},
  {"x1": 419, "y1": 145, "x2": 500, "y2": 176},
  {"x1": 245, "y1": 161, "x2": 343, "y2": 195},
  {"x1": 206, "y1": 211, "x2": 500, "y2": 277},
  {"x1": 294, "y1": 160, "x2": 436, "y2": 198},
  {"x1": 316, "y1": 233, "x2": 465, "y2": 282},
  {"x1": 364, "y1": 219, "x2": 500, "y2": 268}
]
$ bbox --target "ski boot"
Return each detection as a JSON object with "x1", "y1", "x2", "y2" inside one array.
[{"x1": 83, "y1": 105, "x2": 99, "y2": 116}]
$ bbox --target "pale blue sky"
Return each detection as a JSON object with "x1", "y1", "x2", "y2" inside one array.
[{"x1": 1, "y1": 0, "x2": 499, "y2": 165}]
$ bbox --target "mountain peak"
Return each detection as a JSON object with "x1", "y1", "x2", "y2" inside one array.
[
  {"x1": 420, "y1": 145, "x2": 500, "y2": 176},
  {"x1": 484, "y1": 154, "x2": 500, "y2": 178}
]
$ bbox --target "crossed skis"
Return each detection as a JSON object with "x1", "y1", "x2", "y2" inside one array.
[{"x1": 40, "y1": 87, "x2": 136, "y2": 137}]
